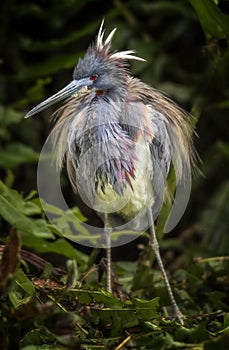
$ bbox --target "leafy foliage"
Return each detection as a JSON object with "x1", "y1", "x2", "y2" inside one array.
[{"x1": 0, "y1": 0, "x2": 229, "y2": 349}]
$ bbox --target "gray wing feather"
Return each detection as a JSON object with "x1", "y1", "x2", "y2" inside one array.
[{"x1": 150, "y1": 110, "x2": 172, "y2": 217}]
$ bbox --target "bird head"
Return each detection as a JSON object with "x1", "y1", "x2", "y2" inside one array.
[{"x1": 25, "y1": 20, "x2": 145, "y2": 118}]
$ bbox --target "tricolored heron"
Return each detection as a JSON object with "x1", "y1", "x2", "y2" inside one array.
[{"x1": 26, "y1": 21, "x2": 196, "y2": 324}]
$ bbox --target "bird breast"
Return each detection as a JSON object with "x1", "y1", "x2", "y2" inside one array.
[
  {"x1": 95, "y1": 133, "x2": 154, "y2": 220},
  {"x1": 66, "y1": 94, "x2": 154, "y2": 221}
]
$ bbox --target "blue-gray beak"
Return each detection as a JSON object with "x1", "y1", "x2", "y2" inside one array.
[{"x1": 25, "y1": 77, "x2": 92, "y2": 118}]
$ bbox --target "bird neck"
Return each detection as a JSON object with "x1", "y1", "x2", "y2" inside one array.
[{"x1": 95, "y1": 73, "x2": 128, "y2": 102}]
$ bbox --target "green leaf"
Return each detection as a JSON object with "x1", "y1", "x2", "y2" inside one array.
[
  {"x1": 132, "y1": 297, "x2": 160, "y2": 320},
  {"x1": 9, "y1": 291, "x2": 32, "y2": 309},
  {"x1": 41, "y1": 201, "x2": 89, "y2": 238},
  {"x1": 189, "y1": 0, "x2": 229, "y2": 39},
  {"x1": 15, "y1": 269, "x2": 35, "y2": 296},
  {"x1": 0, "y1": 193, "x2": 54, "y2": 239},
  {"x1": 0, "y1": 143, "x2": 39, "y2": 168},
  {"x1": 71, "y1": 288, "x2": 123, "y2": 307},
  {"x1": 33, "y1": 238, "x2": 87, "y2": 263},
  {"x1": 0, "y1": 181, "x2": 41, "y2": 216},
  {"x1": 0, "y1": 181, "x2": 54, "y2": 239}
]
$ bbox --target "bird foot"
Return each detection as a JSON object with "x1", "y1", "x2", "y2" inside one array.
[{"x1": 171, "y1": 303, "x2": 184, "y2": 325}]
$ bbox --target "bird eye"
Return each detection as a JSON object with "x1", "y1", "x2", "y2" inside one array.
[{"x1": 90, "y1": 74, "x2": 97, "y2": 81}]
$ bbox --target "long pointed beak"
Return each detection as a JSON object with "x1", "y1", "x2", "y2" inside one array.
[{"x1": 25, "y1": 77, "x2": 92, "y2": 118}]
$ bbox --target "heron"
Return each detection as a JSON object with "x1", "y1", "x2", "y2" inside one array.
[{"x1": 26, "y1": 21, "x2": 196, "y2": 324}]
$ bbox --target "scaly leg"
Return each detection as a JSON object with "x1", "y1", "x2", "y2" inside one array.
[
  {"x1": 104, "y1": 213, "x2": 112, "y2": 293},
  {"x1": 147, "y1": 209, "x2": 184, "y2": 324}
]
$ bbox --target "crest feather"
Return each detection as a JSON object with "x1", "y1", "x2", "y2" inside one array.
[
  {"x1": 110, "y1": 50, "x2": 146, "y2": 62},
  {"x1": 95, "y1": 20, "x2": 146, "y2": 62},
  {"x1": 96, "y1": 19, "x2": 106, "y2": 50}
]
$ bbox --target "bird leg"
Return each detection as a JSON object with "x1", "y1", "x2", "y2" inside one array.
[
  {"x1": 147, "y1": 209, "x2": 184, "y2": 324},
  {"x1": 104, "y1": 214, "x2": 112, "y2": 293}
]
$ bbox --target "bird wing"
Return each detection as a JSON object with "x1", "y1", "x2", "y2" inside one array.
[
  {"x1": 124, "y1": 76, "x2": 194, "y2": 220},
  {"x1": 150, "y1": 109, "x2": 172, "y2": 184},
  {"x1": 149, "y1": 108, "x2": 172, "y2": 218}
]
